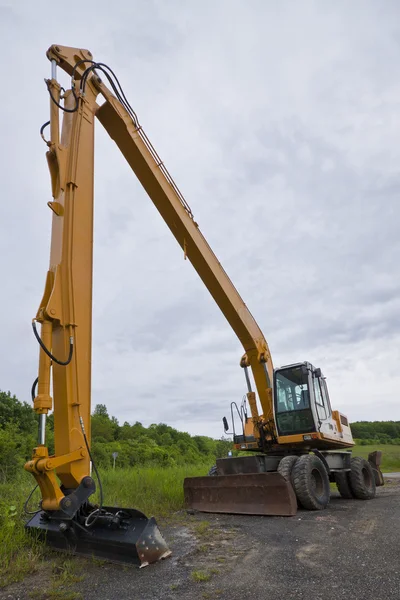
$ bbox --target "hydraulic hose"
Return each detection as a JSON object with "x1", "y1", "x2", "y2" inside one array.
[{"x1": 32, "y1": 320, "x2": 74, "y2": 366}]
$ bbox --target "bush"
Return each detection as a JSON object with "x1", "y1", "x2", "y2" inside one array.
[{"x1": 0, "y1": 426, "x2": 25, "y2": 483}]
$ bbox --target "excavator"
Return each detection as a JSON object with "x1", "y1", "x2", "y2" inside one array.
[{"x1": 25, "y1": 44, "x2": 384, "y2": 566}]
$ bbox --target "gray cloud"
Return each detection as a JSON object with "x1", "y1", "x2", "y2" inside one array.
[{"x1": 0, "y1": 1, "x2": 399, "y2": 439}]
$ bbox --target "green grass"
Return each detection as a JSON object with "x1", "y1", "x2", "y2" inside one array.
[
  {"x1": 0, "y1": 475, "x2": 44, "y2": 588},
  {"x1": 191, "y1": 570, "x2": 211, "y2": 582},
  {"x1": 351, "y1": 444, "x2": 400, "y2": 472},
  {"x1": 28, "y1": 558, "x2": 85, "y2": 599},
  {"x1": 97, "y1": 464, "x2": 209, "y2": 517}
]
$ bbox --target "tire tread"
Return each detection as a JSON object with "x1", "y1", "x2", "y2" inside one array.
[
  {"x1": 277, "y1": 455, "x2": 299, "y2": 483},
  {"x1": 335, "y1": 471, "x2": 354, "y2": 499},
  {"x1": 292, "y1": 454, "x2": 330, "y2": 510},
  {"x1": 348, "y1": 457, "x2": 376, "y2": 500}
]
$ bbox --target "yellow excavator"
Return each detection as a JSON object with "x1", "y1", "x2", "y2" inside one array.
[{"x1": 25, "y1": 45, "x2": 383, "y2": 565}]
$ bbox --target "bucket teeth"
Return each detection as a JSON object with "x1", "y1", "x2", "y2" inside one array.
[{"x1": 136, "y1": 517, "x2": 172, "y2": 568}]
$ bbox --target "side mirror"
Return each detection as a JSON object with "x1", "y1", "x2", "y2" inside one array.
[
  {"x1": 314, "y1": 367, "x2": 322, "y2": 378},
  {"x1": 222, "y1": 416, "x2": 229, "y2": 432}
]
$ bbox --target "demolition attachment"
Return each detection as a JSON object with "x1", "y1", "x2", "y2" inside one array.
[{"x1": 26, "y1": 504, "x2": 171, "y2": 567}]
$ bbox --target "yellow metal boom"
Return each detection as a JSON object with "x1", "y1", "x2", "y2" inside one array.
[{"x1": 28, "y1": 43, "x2": 275, "y2": 508}]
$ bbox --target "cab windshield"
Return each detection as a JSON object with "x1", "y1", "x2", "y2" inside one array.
[{"x1": 274, "y1": 366, "x2": 315, "y2": 436}]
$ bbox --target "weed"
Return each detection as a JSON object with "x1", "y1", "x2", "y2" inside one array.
[
  {"x1": 89, "y1": 556, "x2": 106, "y2": 567},
  {"x1": 194, "y1": 521, "x2": 211, "y2": 536},
  {"x1": 191, "y1": 570, "x2": 211, "y2": 582}
]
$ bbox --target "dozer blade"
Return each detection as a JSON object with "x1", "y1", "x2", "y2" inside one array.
[
  {"x1": 184, "y1": 472, "x2": 297, "y2": 516},
  {"x1": 25, "y1": 506, "x2": 171, "y2": 567}
]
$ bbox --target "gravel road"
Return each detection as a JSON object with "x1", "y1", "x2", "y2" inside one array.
[{"x1": 2, "y1": 482, "x2": 399, "y2": 600}]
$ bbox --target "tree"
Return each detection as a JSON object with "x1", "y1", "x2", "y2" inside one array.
[
  {"x1": 93, "y1": 404, "x2": 109, "y2": 418},
  {"x1": 0, "y1": 390, "x2": 36, "y2": 433},
  {"x1": 0, "y1": 424, "x2": 24, "y2": 482},
  {"x1": 91, "y1": 414, "x2": 115, "y2": 442}
]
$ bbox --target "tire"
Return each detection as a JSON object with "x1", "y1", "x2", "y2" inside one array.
[
  {"x1": 277, "y1": 455, "x2": 299, "y2": 483},
  {"x1": 335, "y1": 471, "x2": 354, "y2": 499},
  {"x1": 208, "y1": 465, "x2": 218, "y2": 476},
  {"x1": 292, "y1": 454, "x2": 330, "y2": 510},
  {"x1": 348, "y1": 457, "x2": 376, "y2": 500}
]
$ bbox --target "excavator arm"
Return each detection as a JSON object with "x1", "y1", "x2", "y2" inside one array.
[
  {"x1": 94, "y1": 82, "x2": 275, "y2": 423},
  {"x1": 47, "y1": 44, "x2": 275, "y2": 431}
]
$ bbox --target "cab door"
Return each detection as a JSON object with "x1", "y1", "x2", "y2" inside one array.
[{"x1": 311, "y1": 373, "x2": 334, "y2": 435}]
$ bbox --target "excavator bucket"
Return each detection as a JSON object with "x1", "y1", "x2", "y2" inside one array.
[
  {"x1": 184, "y1": 472, "x2": 297, "y2": 516},
  {"x1": 26, "y1": 506, "x2": 171, "y2": 567}
]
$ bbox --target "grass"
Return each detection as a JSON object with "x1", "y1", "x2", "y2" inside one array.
[
  {"x1": 191, "y1": 570, "x2": 211, "y2": 582},
  {"x1": 96, "y1": 464, "x2": 209, "y2": 517},
  {"x1": 193, "y1": 520, "x2": 211, "y2": 536},
  {"x1": 0, "y1": 475, "x2": 44, "y2": 588},
  {"x1": 28, "y1": 558, "x2": 85, "y2": 599},
  {"x1": 351, "y1": 444, "x2": 400, "y2": 472}
]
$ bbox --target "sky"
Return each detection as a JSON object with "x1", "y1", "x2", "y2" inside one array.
[{"x1": 0, "y1": 1, "x2": 399, "y2": 439}]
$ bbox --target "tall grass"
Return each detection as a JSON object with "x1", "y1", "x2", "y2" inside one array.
[
  {"x1": 97, "y1": 464, "x2": 209, "y2": 516},
  {"x1": 0, "y1": 475, "x2": 43, "y2": 587},
  {"x1": 351, "y1": 444, "x2": 400, "y2": 472}
]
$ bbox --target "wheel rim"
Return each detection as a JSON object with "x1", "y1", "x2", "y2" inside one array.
[
  {"x1": 362, "y1": 466, "x2": 372, "y2": 490},
  {"x1": 310, "y1": 468, "x2": 324, "y2": 497}
]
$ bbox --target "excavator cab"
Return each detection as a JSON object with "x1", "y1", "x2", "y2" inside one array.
[
  {"x1": 274, "y1": 362, "x2": 353, "y2": 449},
  {"x1": 274, "y1": 363, "x2": 320, "y2": 438}
]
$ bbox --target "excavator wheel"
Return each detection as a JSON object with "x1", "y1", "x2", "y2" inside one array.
[
  {"x1": 348, "y1": 457, "x2": 376, "y2": 500},
  {"x1": 292, "y1": 454, "x2": 330, "y2": 510},
  {"x1": 277, "y1": 455, "x2": 299, "y2": 484},
  {"x1": 335, "y1": 471, "x2": 354, "y2": 499},
  {"x1": 278, "y1": 455, "x2": 300, "y2": 507}
]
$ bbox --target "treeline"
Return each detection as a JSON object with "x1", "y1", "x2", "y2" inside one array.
[
  {"x1": 0, "y1": 391, "x2": 231, "y2": 481},
  {"x1": 1, "y1": 390, "x2": 399, "y2": 483},
  {"x1": 350, "y1": 420, "x2": 400, "y2": 445},
  {"x1": 88, "y1": 403, "x2": 232, "y2": 468}
]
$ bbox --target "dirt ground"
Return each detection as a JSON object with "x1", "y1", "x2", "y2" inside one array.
[{"x1": 2, "y1": 481, "x2": 400, "y2": 600}]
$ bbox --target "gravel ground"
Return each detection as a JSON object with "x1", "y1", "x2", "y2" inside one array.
[{"x1": 2, "y1": 482, "x2": 399, "y2": 600}]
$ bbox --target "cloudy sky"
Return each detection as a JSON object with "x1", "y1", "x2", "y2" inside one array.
[{"x1": 0, "y1": 1, "x2": 399, "y2": 439}]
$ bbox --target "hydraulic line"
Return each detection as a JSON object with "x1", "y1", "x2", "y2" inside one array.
[{"x1": 32, "y1": 320, "x2": 74, "y2": 366}]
